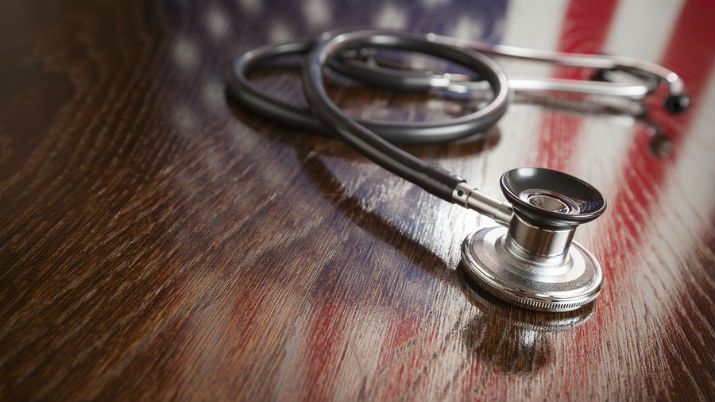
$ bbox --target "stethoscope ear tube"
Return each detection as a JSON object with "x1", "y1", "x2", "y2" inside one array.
[
  {"x1": 329, "y1": 36, "x2": 689, "y2": 112},
  {"x1": 225, "y1": 41, "x2": 334, "y2": 137},
  {"x1": 301, "y1": 30, "x2": 510, "y2": 201}
]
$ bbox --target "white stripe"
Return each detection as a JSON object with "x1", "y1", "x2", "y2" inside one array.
[
  {"x1": 499, "y1": 0, "x2": 570, "y2": 76},
  {"x1": 605, "y1": 0, "x2": 685, "y2": 62}
]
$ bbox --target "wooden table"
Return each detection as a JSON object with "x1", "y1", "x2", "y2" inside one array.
[{"x1": 1, "y1": 0, "x2": 714, "y2": 400}]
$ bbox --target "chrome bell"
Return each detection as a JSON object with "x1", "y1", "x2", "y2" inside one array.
[{"x1": 462, "y1": 167, "x2": 607, "y2": 312}]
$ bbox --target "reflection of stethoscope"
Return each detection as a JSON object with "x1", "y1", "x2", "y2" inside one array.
[{"x1": 226, "y1": 30, "x2": 688, "y2": 312}]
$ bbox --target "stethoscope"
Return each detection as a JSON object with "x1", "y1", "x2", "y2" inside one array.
[{"x1": 226, "y1": 29, "x2": 688, "y2": 312}]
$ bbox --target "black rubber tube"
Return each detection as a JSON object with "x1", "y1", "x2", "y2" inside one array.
[
  {"x1": 301, "y1": 30, "x2": 510, "y2": 201},
  {"x1": 225, "y1": 36, "x2": 509, "y2": 145}
]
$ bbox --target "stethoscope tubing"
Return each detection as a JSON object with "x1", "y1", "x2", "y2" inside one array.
[
  {"x1": 300, "y1": 30, "x2": 510, "y2": 201},
  {"x1": 226, "y1": 31, "x2": 682, "y2": 149},
  {"x1": 226, "y1": 36, "x2": 510, "y2": 146}
]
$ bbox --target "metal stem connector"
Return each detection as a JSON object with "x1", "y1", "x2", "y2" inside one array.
[{"x1": 453, "y1": 182, "x2": 513, "y2": 225}]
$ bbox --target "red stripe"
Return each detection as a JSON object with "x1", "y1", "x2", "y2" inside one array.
[{"x1": 304, "y1": 299, "x2": 345, "y2": 400}]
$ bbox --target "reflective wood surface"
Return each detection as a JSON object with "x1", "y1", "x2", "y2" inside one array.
[{"x1": 1, "y1": 0, "x2": 714, "y2": 400}]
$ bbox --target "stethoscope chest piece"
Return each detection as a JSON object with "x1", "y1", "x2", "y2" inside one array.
[{"x1": 461, "y1": 167, "x2": 606, "y2": 312}]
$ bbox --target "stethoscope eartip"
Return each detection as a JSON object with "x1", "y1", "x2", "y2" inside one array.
[
  {"x1": 589, "y1": 68, "x2": 610, "y2": 82},
  {"x1": 664, "y1": 94, "x2": 690, "y2": 114}
]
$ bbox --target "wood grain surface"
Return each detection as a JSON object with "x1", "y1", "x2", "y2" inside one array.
[{"x1": 1, "y1": 0, "x2": 714, "y2": 401}]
